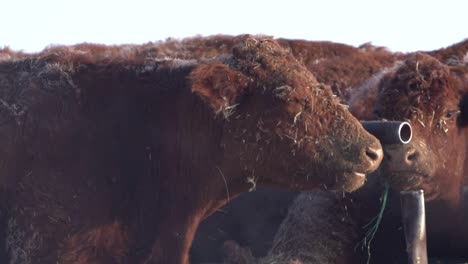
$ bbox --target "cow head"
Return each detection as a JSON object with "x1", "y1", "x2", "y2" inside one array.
[
  {"x1": 191, "y1": 36, "x2": 383, "y2": 192},
  {"x1": 350, "y1": 53, "x2": 468, "y2": 201}
]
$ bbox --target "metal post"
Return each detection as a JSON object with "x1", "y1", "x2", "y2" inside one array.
[
  {"x1": 361, "y1": 121, "x2": 412, "y2": 145},
  {"x1": 400, "y1": 190, "x2": 428, "y2": 264}
]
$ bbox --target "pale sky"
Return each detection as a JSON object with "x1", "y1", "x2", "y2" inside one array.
[{"x1": 2, "y1": 0, "x2": 467, "y2": 53}]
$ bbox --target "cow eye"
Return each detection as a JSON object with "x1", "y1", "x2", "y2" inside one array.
[{"x1": 444, "y1": 110, "x2": 461, "y2": 120}]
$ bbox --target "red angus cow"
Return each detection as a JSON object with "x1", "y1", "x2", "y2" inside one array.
[
  {"x1": 0, "y1": 36, "x2": 382, "y2": 264},
  {"x1": 188, "y1": 38, "x2": 400, "y2": 264},
  {"x1": 261, "y1": 52, "x2": 468, "y2": 264}
]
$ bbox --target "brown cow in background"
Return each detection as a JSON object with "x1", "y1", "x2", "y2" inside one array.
[
  {"x1": 282, "y1": 39, "x2": 404, "y2": 100},
  {"x1": 189, "y1": 39, "x2": 468, "y2": 264},
  {"x1": 260, "y1": 51, "x2": 468, "y2": 264},
  {"x1": 38, "y1": 35, "x2": 401, "y2": 101},
  {"x1": 0, "y1": 36, "x2": 382, "y2": 264},
  {"x1": 150, "y1": 35, "x2": 403, "y2": 100}
]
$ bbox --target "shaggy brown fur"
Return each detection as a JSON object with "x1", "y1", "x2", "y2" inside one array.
[
  {"x1": 260, "y1": 190, "x2": 362, "y2": 264},
  {"x1": 0, "y1": 47, "x2": 28, "y2": 61},
  {"x1": 428, "y1": 39, "x2": 468, "y2": 65},
  {"x1": 3, "y1": 36, "x2": 402, "y2": 109},
  {"x1": 261, "y1": 53, "x2": 468, "y2": 264},
  {"x1": 30, "y1": 35, "x2": 401, "y2": 101},
  {"x1": 0, "y1": 36, "x2": 382, "y2": 264},
  {"x1": 189, "y1": 38, "x2": 400, "y2": 264},
  {"x1": 351, "y1": 53, "x2": 468, "y2": 203},
  {"x1": 148, "y1": 36, "x2": 403, "y2": 100},
  {"x1": 190, "y1": 38, "x2": 468, "y2": 264},
  {"x1": 306, "y1": 46, "x2": 403, "y2": 100},
  {"x1": 189, "y1": 39, "x2": 398, "y2": 264}
]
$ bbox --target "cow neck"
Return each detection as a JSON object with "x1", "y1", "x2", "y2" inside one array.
[
  {"x1": 66, "y1": 57, "x2": 254, "y2": 263},
  {"x1": 129, "y1": 62, "x2": 246, "y2": 264}
]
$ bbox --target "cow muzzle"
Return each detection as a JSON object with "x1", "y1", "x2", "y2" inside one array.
[{"x1": 382, "y1": 142, "x2": 435, "y2": 193}]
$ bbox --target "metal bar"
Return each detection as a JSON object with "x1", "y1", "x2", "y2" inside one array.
[
  {"x1": 361, "y1": 121, "x2": 412, "y2": 145},
  {"x1": 400, "y1": 190, "x2": 428, "y2": 264}
]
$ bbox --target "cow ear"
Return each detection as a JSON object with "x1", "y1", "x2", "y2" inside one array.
[
  {"x1": 190, "y1": 62, "x2": 250, "y2": 115},
  {"x1": 459, "y1": 92, "x2": 468, "y2": 127}
]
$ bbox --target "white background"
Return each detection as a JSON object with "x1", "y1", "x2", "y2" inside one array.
[{"x1": 2, "y1": 0, "x2": 467, "y2": 53}]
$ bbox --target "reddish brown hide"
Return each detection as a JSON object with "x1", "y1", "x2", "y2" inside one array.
[
  {"x1": 190, "y1": 40, "x2": 468, "y2": 264},
  {"x1": 0, "y1": 36, "x2": 381, "y2": 264},
  {"x1": 262, "y1": 51, "x2": 468, "y2": 264},
  {"x1": 30, "y1": 35, "x2": 401, "y2": 102}
]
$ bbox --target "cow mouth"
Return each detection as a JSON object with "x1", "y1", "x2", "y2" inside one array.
[
  {"x1": 352, "y1": 172, "x2": 366, "y2": 178},
  {"x1": 332, "y1": 171, "x2": 367, "y2": 192},
  {"x1": 385, "y1": 172, "x2": 426, "y2": 190},
  {"x1": 385, "y1": 171, "x2": 439, "y2": 201}
]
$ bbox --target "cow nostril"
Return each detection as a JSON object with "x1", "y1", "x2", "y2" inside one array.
[
  {"x1": 365, "y1": 147, "x2": 383, "y2": 163},
  {"x1": 406, "y1": 148, "x2": 418, "y2": 162}
]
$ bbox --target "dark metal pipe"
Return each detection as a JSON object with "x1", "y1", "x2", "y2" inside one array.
[
  {"x1": 361, "y1": 121, "x2": 412, "y2": 145},
  {"x1": 400, "y1": 190, "x2": 428, "y2": 264}
]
